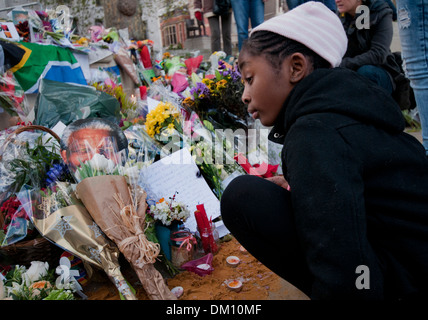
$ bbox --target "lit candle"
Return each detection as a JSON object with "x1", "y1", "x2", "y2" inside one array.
[
  {"x1": 226, "y1": 256, "x2": 240, "y2": 268},
  {"x1": 226, "y1": 279, "x2": 243, "y2": 292}
]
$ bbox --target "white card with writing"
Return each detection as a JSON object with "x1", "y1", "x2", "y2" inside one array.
[{"x1": 138, "y1": 148, "x2": 225, "y2": 235}]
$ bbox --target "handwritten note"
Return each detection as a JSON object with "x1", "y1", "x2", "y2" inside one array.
[{"x1": 138, "y1": 148, "x2": 225, "y2": 235}]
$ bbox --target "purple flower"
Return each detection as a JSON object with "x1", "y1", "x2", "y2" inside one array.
[
  {"x1": 230, "y1": 68, "x2": 241, "y2": 82},
  {"x1": 190, "y1": 82, "x2": 210, "y2": 98},
  {"x1": 218, "y1": 60, "x2": 226, "y2": 70},
  {"x1": 221, "y1": 69, "x2": 231, "y2": 77}
]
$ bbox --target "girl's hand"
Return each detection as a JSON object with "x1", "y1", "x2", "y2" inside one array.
[{"x1": 265, "y1": 175, "x2": 289, "y2": 190}]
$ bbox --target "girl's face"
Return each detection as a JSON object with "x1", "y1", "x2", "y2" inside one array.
[
  {"x1": 238, "y1": 50, "x2": 309, "y2": 127},
  {"x1": 335, "y1": 0, "x2": 362, "y2": 16}
]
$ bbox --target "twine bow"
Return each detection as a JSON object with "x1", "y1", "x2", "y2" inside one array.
[{"x1": 111, "y1": 194, "x2": 160, "y2": 269}]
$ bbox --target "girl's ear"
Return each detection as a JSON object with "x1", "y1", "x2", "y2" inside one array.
[{"x1": 288, "y1": 52, "x2": 312, "y2": 84}]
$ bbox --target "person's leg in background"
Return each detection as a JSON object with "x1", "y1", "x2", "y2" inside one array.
[
  {"x1": 248, "y1": 0, "x2": 265, "y2": 29},
  {"x1": 356, "y1": 65, "x2": 394, "y2": 94},
  {"x1": 208, "y1": 15, "x2": 221, "y2": 53},
  {"x1": 231, "y1": 0, "x2": 250, "y2": 51},
  {"x1": 286, "y1": 0, "x2": 304, "y2": 10},
  {"x1": 221, "y1": 12, "x2": 233, "y2": 56},
  {"x1": 320, "y1": 0, "x2": 337, "y2": 12},
  {"x1": 396, "y1": 1, "x2": 428, "y2": 155},
  {"x1": 384, "y1": 0, "x2": 398, "y2": 21},
  {"x1": 220, "y1": 175, "x2": 313, "y2": 296}
]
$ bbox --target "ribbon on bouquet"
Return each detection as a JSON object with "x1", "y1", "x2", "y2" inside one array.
[{"x1": 179, "y1": 235, "x2": 197, "y2": 252}]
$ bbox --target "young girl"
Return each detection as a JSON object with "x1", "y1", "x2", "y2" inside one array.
[{"x1": 220, "y1": 2, "x2": 428, "y2": 300}]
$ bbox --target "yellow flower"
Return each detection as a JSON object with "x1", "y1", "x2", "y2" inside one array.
[
  {"x1": 145, "y1": 101, "x2": 181, "y2": 137},
  {"x1": 166, "y1": 122, "x2": 176, "y2": 134},
  {"x1": 182, "y1": 97, "x2": 195, "y2": 107},
  {"x1": 216, "y1": 79, "x2": 227, "y2": 90}
]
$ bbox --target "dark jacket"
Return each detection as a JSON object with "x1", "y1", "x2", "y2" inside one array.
[
  {"x1": 339, "y1": 0, "x2": 401, "y2": 79},
  {"x1": 269, "y1": 67, "x2": 428, "y2": 300}
]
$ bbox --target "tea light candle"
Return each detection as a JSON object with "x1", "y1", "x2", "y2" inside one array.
[
  {"x1": 171, "y1": 286, "x2": 184, "y2": 298},
  {"x1": 226, "y1": 256, "x2": 240, "y2": 268},
  {"x1": 226, "y1": 280, "x2": 243, "y2": 292},
  {"x1": 239, "y1": 245, "x2": 248, "y2": 254},
  {"x1": 197, "y1": 263, "x2": 211, "y2": 270}
]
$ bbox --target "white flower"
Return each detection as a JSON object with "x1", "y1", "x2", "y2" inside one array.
[
  {"x1": 90, "y1": 153, "x2": 116, "y2": 173},
  {"x1": 23, "y1": 261, "x2": 49, "y2": 286},
  {"x1": 6, "y1": 281, "x2": 24, "y2": 298},
  {"x1": 150, "y1": 198, "x2": 190, "y2": 226}
]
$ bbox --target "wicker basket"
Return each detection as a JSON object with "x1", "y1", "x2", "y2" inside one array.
[{"x1": 0, "y1": 125, "x2": 64, "y2": 267}]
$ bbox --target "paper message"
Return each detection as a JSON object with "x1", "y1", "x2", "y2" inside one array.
[{"x1": 138, "y1": 148, "x2": 227, "y2": 235}]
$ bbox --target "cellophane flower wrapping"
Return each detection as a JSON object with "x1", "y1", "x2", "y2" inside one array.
[
  {"x1": 0, "y1": 70, "x2": 31, "y2": 122},
  {"x1": 65, "y1": 133, "x2": 176, "y2": 300},
  {"x1": 16, "y1": 181, "x2": 137, "y2": 300},
  {"x1": 0, "y1": 129, "x2": 65, "y2": 246}
]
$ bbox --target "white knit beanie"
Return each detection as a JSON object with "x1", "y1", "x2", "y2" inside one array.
[{"x1": 250, "y1": 1, "x2": 347, "y2": 67}]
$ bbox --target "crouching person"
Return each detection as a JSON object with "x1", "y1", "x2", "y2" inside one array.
[{"x1": 220, "y1": 2, "x2": 428, "y2": 300}]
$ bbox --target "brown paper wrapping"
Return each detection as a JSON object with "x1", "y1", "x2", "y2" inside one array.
[
  {"x1": 32, "y1": 204, "x2": 137, "y2": 300},
  {"x1": 76, "y1": 175, "x2": 177, "y2": 300}
]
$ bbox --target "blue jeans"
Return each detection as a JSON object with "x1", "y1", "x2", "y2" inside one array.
[
  {"x1": 286, "y1": 0, "x2": 336, "y2": 11},
  {"x1": 396, "y1": 0, "x2": 428, "y2": 155},
  {"x1": 357, "y1": 65, "x2": 394, "y2": 94},
  {"x1": 231, "y1": 0, "x2": 265, "y2": 51}
]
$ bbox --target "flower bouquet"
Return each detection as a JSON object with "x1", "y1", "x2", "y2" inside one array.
[
  {"x1": 150, "y1": 194, "x2": 190, "y2": 227},
  {"x1": 0, "y1": 125, "x2": 70, "y2": 267},
  {"x1": 149, "y1": 194, "x2": 190, "y2": 263},
  {"x1": 181, "y1": 59, "x2": 249, "y2": 131},
  {"x1": 0, "y1": 70, "x2": 31, "y2": 122},
  {"x1": 144, "y1": 100, "x2": 182, "y2": 144},
  {"x1": 75, "y1": 176, "x2": 176, "y2": 300},
  {"x1": 16, "y1": 182, "x2": 137, "y2": 300},
  {"x1": 1, "y1": 260, "x2": 79, "y2": 300}
]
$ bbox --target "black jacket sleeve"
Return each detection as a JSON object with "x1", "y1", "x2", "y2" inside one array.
[{"x1": 284, "y1": 118, "x2": 385, "y2": 299}]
